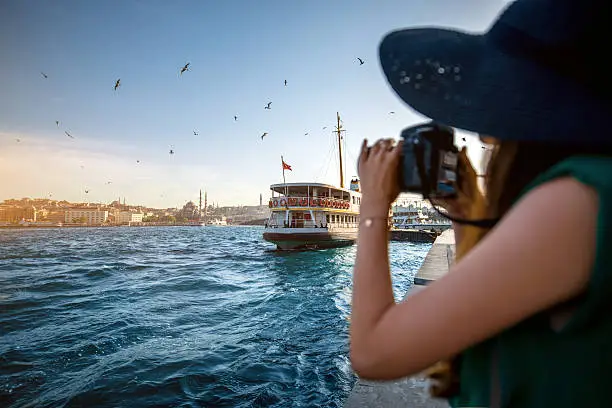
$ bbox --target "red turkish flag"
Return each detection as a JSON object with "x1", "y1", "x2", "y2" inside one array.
[{"x1": 282, "y1": 160, "x2": 292, "y2": 171}]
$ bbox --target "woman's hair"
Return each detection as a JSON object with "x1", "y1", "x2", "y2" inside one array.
[{"x1": 485, "y1": 140, "x2": 612, "y2": 218}]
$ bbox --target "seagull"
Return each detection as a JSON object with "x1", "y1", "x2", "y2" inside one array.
[
  {"x1": 304, "y1": 132, "x2": 309, "y2": 136},
  {"x1": 389, "y1": 111, "x2": 395, "y2": 114},
  {"x1": 180, "y1": 62, "x2": 190, "y2": 75},
  {"x1": 357, "y1": 57, "x2": 365, "y2": 65},
  {"x1": 234, "y1": 115, "x2": 238, "y2": 121},
  {"x1": 85, "y1": 189, "x2": 89, "y2": 194},
  {"x1": 461, "y1": 137, "x2": 466, "y2": 142},
  {"x1": 65, "y1": 131, "x2": 74, "y2": 139},
  {"x1": 114, "y1": 79, "x2": 121, "y2": 91},
  {"x1": 169, "y1": 149, "x2": 174, "y2": 155},
  {"x1": 261, "y1": 132, "x2": 268, "y2": 140},
  {"x1": 55, "y1": 120, "x2": 60, "y2": 127},
  {"x1": 15, "y1": 138, "x2": 21, "y2": 143},
  {"x1": 106, "y1": 181, "x2": 112, "y2": 185},
  {"x1": 193, "y1": 130, "x2": 199, "y2": 136},
  {"x1": 284, "y1": 79, "x2": 287, "y2": 86},
  {"x1": 322, "y1": 127, "x2": 327, "y2": 130},
  {"x1": 264, "y1": 102, "x2": 272, "y2": 110},
  {"x1": 41, "y1": 72, "x2": 48, "y2": 79},
  {"x1": 136, "y1": 160, "x2": 140, "y2": 164}
]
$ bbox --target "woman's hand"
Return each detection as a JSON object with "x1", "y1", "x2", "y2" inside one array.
[
  {"x1": 430, "y1": 147, "x2": 478, "y2": 219},
  {"x1": 358, "y1": 138, "x2": 403, "y2": 216},
  {"x1": 431, "y1": 147, "x2": 489, "y2": 257}
]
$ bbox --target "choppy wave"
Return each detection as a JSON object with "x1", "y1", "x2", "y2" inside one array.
[{"x1": 0, "y1": 226, "x2": 429, "y2": 407}]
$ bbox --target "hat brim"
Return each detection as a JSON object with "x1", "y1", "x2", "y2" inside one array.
[{"x1": 379, "y1": 28, "x2": 610, "y2": 146}]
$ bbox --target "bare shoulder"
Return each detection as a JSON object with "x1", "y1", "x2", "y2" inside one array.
[
  {"x1": 437, "y1": 176, "x2": 600, "y2": 341},
  {"x1": 359, "y1": 177, "x2": 599, "y2": 379}
]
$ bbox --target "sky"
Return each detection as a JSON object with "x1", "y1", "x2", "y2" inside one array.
[{"x1": 0, "y1": 0, "x2": 510, "y2": 208}]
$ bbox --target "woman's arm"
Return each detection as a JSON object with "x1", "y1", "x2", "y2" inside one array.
[{"x1": 350, "y1": 177, "x2": 598, "y2": 380}]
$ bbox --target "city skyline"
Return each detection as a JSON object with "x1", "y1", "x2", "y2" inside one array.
[{"x1": 1, "y1": 0, "x2": 506, "y2": 207}]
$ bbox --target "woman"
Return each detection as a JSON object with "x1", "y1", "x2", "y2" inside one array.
[{"x1": 349, "y1": 0, "x2": 612, "y2": 407}]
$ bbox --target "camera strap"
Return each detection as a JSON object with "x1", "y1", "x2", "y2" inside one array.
[{"x1": 414, "y1": 142, "x2": 500, "y2": 229}]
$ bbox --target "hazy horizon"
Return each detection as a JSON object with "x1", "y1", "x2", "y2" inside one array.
[{"x1": 1, "y1": 0, "x2": 507, "y2": 207}]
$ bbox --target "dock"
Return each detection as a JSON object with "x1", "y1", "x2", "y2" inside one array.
[{"x1": 344, "y1": 229, "x2": 455, "y2": 408}]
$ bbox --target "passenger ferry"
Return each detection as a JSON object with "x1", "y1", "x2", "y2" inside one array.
[
  {"x1": 392, "y1": 206, "x2": 452, "y2": 233},
  {"x1": 263, "y1": 113, "x2": 365, "y2": 250},
  {"x1": 393, "y1": 215, "x2": 452, "y2": 233}
]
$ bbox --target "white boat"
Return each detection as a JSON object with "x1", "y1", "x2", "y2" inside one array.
[
  {"x1": 206, "y1": 216, "x2": 228, "y2": 226},
  {"x1": 263, "y1": 113, "x2": 366, "y2": 250},
  {"x1": 393, "y1": 214, "x2": 452, "y2": 232}
]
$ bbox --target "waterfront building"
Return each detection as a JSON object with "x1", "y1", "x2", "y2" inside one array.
[
  {"x1": 116, "y1": 211, "x2": 144, "y2": 224},
  {"x1": 65, "y1": 208, "x2": 109, "y2": 225},
  {"x1": 0, "y1": 206, "x2": 37, "y2": 222}
]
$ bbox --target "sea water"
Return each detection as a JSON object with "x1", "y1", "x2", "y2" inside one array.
[{"x1": 0, "y1": 226, "x2": 430, "y2": 407}]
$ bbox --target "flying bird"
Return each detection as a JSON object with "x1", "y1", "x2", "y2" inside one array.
[
  {"x1": 304, "y1": 132, "x2": 309, "y2": 136},
  {"x1": 180, "y1": 62, "x2": 190, "y2": 75},
  {"x1": 461, "y1": 137, "x2": 466, "y2": 142},
  {"x1": 264, "y1": 102, "x2": 272, "y2": 110},
  {"x1": 193, "y1": 130, "x2": 199, "y2": 136},
  {"x1": 261, "y1": 132, "x2": 268, "y2": 140},
  {"x1": 85, "y1": 189, "x2": 89, "y2": 194},
  {"x1": 65, "y1": 131, "x2": 74, "y2": 139},
  {"x1": 234, "y1": 115, "x2": 238, "y2": 121},
  {"x1": 357, "y1": 57, "x2": 365, "y2": 65},
  {"x1": 41, "y1": 72, "x2": 48, "y2": 79},
  {"x1": 114, "y1": 79, "x2": 121, "y2": 91},
  {"x1": 136, "y1": 160, "x2": 140, "y2": 164},
  {"x1": 106, "y1": 181, "x2": 112, "y2": 185},
  {"x1": 322, "y1": 127, "x2": 327, "y2": 130},
  {"x1": 284, "y1": 79, "x2": 287, "y2": 86},
  {"x1": 55, "y1": 120, "x2": 60, "y2": 127},
  {"x1": 389, "y1": 111, "x2": 395, "y2": 114},
  {"x1": 169, "y1": 149, "x2": 174, "y2": 155},
  {"x1": 15, "y1": 138, "x2": 21, "y2": 143}
]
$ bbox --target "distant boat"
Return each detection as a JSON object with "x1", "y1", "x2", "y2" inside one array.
[
  {"x1": 263, "y1": 113, "x2": 376, "y2": 250},
  {"x1": 201, "y1": 216, "x2": 228, "y2": 226},
  {"x1": 392, "y1": 213, "x2": 452, "y2": 233}
]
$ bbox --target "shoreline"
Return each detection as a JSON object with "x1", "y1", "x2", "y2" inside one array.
[{"x1": 0, "y1": 223, "x2": 256, "y2": 230}]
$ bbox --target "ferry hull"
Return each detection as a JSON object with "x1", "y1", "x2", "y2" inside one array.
[{"x1": 263, "y1": 230, "x2": 357, "y2": 250}]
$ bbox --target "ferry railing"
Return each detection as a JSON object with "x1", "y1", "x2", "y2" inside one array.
[
  {"x1": 264, "y1": 221, "x2": 361, "y2": 230},
  {"x1": 267, "y1": 196, "x2": 354, "y2": 210}
]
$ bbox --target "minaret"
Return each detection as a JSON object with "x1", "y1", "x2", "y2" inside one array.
[
  {"x1": 199, "y1": 189, "x2": 202, "y2": 221},
  {"x1": 204, "y1": 191, "x2": 208, "y2": 225},
  {"x1": 260, "y1": 193, "x2": 262, "y2": 206}
]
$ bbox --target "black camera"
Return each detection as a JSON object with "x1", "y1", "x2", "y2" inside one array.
[
  {"x1": 362, "y1": 122, "x2": 499, "y2": 228},
  {"x1": 398, "y1": 122, "x2": 459, "y2": 199}
]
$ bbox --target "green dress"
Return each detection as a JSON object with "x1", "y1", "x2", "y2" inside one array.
[{"x1": 449, "y1": 156, "x2": 612, "y2": 408}]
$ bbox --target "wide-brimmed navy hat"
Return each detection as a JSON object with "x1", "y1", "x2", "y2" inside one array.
[{"x1": 379, "y1": 0, "x2": 612, "y2": 147}]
